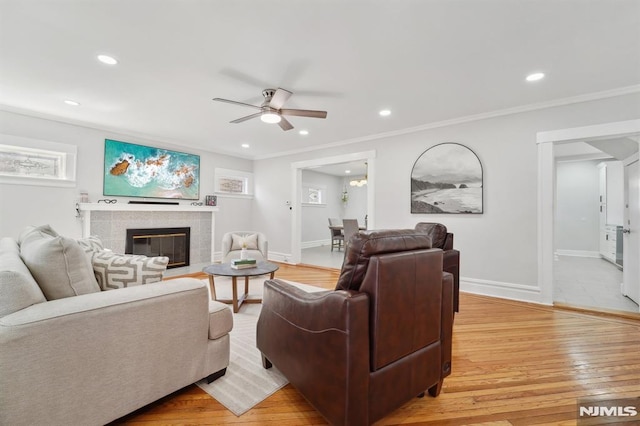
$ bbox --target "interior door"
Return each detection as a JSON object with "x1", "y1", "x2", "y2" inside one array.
[{"x1": 623, "y1": 160, "x2": 639, "y2": 307}]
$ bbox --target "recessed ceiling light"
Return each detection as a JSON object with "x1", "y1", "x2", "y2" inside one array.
[
  {"x1": 345, "y1": 170, "x2": 351, "y2": 174},
  {"x1": 97, "y1": 54, "x2": 118, "y2": 65},
  {"x1": 526, "y1": 72, "x2": 545, "y2": 82},
  {"x1": 379, "y1": 109, "x2": 391, "y2": 117},
  {"x1": 64, "y1": 100, "x2": 80, "y2": 106},
  {"x1": 241, "y1": 143, "x2": 250, "y2": 149},
  {"x1": 299, "y1": 130, "x2": 309, "y2": 136}
]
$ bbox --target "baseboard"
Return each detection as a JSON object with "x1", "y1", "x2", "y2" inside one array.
[
  {"x1": 301, "y1": 239, "x2": 330, "y2": 249},
  {"x1": 268, "y1": 251, "x2": 294, "y2": 264},
  {"x1": 554, "y1": 250, "x2": 601, "y2": 258},
  {"x1": 460, "y1": 277, "x2": 547, "y2": 305}
]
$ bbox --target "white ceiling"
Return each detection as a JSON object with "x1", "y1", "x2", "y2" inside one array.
[{"x1": 1, "y1": 0, "x2": 639, "y2": 161}]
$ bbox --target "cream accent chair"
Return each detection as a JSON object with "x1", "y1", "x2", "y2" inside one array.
[{"x1": 221, "y1": 231, "x2": 268, "y2": 262}]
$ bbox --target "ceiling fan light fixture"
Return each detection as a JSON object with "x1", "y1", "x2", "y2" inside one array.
[
  {"x1": 260, "y1": 112, "x2": 281, "y2": 124},
  {"x1": 350, "y1": 177, "x2": 367, "y2": 187}
]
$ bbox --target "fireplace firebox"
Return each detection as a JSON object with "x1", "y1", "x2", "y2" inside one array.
[{"x1": 125, "y1": 227, "x2": 190, "y2": 269}]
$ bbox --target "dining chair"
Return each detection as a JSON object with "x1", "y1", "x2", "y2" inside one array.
[
  {"x1": 328, "y1": 218, "x2": 344, "y2": 251},
  {"x1": 342, "y1": 219, "x2": 360, "y2": 247}
]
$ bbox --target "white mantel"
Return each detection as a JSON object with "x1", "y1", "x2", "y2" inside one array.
[
  {"x1": 77, "y1": 203, "x2": 219, "y2": 213},
  {"x1": 77, "y1": 203, "x2": 218, "y2": 263}
]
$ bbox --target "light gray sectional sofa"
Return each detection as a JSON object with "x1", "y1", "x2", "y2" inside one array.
[{"x1": 0, "y1": 225, "x2": 232, "y2": 426}]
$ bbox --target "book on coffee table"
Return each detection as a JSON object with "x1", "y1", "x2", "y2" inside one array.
[
  {"x1": 231, "y1": 263, "x2": 257, "y2": 270},
  {"x1": 231, "y1": 258, "x2": 256, "y2": 265},
  {"x1": 231, "y1": 258, "x2": 257, "y2": 269}
]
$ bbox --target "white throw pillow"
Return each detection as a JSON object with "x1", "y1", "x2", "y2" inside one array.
[
  {"x1": 19, "y1": 227, "x2": 101, "y2": 300},
  {"x1": 231, "y1": 233, "x2": 258, "y2": 251}
]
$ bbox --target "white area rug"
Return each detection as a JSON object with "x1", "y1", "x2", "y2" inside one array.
[{"x1": 196, "y1": 277, "x2": 326, "y2": 416}]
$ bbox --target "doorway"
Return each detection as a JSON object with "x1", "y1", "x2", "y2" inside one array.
[
  {"x1": 537, "y1": 119, "x2": 640, "y2": 313},
  {"x1": 290, "y1": 150, "x2": 376, "y2": 266},
  {"x1": 623, "y1": 158, "x2": 640, "y2": 304}
]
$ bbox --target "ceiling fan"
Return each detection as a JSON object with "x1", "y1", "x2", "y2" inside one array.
[{"x1": 212, "y1": 88, "x2": 327, "y2": 131}]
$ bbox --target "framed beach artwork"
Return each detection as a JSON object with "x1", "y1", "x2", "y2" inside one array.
[
  {"x1": 103, "y1": 139, "x2": 200, "y2": 200},
  {"x1": 411, "y1": 143, "x2": 483, "y2": 214}
]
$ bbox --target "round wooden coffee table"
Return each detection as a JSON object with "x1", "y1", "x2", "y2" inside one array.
[{"x1": 203, "y1": 261, "x2": 279, "y2": 313}]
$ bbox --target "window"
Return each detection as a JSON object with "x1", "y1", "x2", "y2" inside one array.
[
  {"x1": 0, "y1": 135, "x2": 77, "y2": 187},
  {"x1": 214, "y1": 168, "x2": 253, "y2": 197},
  {"x1": 302, "y1": 183, "x2": 326, "y2": 206}
]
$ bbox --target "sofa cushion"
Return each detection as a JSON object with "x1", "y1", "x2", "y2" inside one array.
[
  {"x1": 231, "y1": 233, "x2": 258, "y2": 250},
  {"x1": 335, "y1": 229, "x2": 432, "y2": 292},
  {"x1": 19, "y1": 227, "x2": 101, "y2": 300},
  {"x1": 208, "y1": 300, "x2": 233, "y2": 339},
  {"x1": 91, "y1": 251, "x2": 169, "y2": 290},
  {"x1": 0, "y1": 238, "x2": 46, "y2": 317}
]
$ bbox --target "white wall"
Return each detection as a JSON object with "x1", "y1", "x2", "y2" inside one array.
[
  {"x1": 253, "y1": 92, "x2": 640, "y2": 303},
  {"x1": 342, "y1": 177, "x2": 368, "y2": 227},
  {"x1": 0, "y1": 110, "x2": 254, "y2": 244},
  {"x1": 605, "y1": 161, "x2": 625, "y2": 225},
  {"x1": 300, "y1": 169, "x2": 342, "y2": 246},
  {"x1": 555, "y1": 160, "x2": 600, "y2": 254}
]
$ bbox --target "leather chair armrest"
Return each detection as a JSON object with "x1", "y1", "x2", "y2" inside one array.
[
  {"x1": 442, "y1": 249, "x2": 460, "y2": 313},
  {"x1": 443, "y1": 233, "x2": 454, "y2": 250},
  {"x1": 442, "y1": 248, "x2": 459, "y2": 271},
  {"x1": 258, "y1": 279, "x2": 366, "y2": 336},
  {"x1": 257, "y1": 279, "x2": 370, "y2": 425}
]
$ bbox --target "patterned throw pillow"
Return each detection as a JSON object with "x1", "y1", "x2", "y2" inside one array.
[
  {"x1": 231, "y1": 233, "x2": 258, "y2": 250},
  {"x1": 76, "y1": 236, "x2": 104, "y2": 254},
  {"x1": 91, "y1": 251, "x2": 169, "y2": 290}
]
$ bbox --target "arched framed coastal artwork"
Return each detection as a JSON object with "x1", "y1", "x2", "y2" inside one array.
[{"x1": 411, "y1": 143, "x2": 483, "y2": 214}]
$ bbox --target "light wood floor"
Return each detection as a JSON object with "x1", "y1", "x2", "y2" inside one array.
[{"x1": 113, "y1": 263, "x2": 640, "y2": 425}]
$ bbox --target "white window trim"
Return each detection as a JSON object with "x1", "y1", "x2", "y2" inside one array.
[
  {"x1": 214, "y1": 167, "x2": 254, "y2": 198},
  {"x1": 0, "y1": 134, "x2": 77, "y2": 187}
]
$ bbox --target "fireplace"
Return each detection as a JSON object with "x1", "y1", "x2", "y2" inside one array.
[{"x1": 125, "y1": 227, "x2": 190, "y2": 269}]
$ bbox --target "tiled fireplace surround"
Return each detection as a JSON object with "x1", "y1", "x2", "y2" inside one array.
[{"x1": 78, "y1": 204, "x2": 217, "y2": 265}]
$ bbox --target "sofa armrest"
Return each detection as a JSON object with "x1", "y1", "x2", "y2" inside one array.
[
  {"x1": 0, "y1": 278, "x2": 215, "y2": 426},
  {"x1": 256, "y1": 279, "x2": 370, "y2": 425},
  {"x1": 208, "y1": 300, "x2": 233, "y2": 339}
]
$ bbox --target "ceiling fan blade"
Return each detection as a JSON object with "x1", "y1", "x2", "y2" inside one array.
[
  {"x1": 269, "y1": 88, "x2": 293, "y2": 109},
  {"x1": 280, "y1": 108, "x2": 327, "y2": 119},
  {"x1": 230, "y1": 112, "x2": 263, "y2": 123},
  {"x1": 278, "y1": 117, "x2": 294, "y2": 131},
  {"x1": 212, "y1": 98, "x2": 262, "y2": 110}
]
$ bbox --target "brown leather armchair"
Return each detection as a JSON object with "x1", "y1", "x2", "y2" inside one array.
[
  {"x1": 415, "y1": 222, "x2": 460, "y2": 313},
  {"x1": 257, "y1": 229, "x2": 454, "y2": 426}
]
